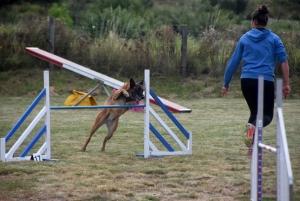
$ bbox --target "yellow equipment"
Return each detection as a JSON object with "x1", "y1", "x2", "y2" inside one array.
[{"x1": 63, "y1": 90, "x2": 98, "y2": 106}]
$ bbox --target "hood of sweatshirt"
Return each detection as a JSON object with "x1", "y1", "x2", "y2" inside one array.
[{"x1": 246, "y1": 28, "x2": 271, "y2": 42}]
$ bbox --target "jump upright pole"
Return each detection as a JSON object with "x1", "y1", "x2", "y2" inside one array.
[
  {"x1": 250, "y1": 77, "x2": 293, "y2": 201},
  {"x1": 1, "y1": 71, "x2": 51, "y2": 162},
  {"x1": 276, "y1": 79, "x2": 293, "y2": 200},
  {"x1": 144, "y1": 70, "x2": 150, "y2": 158},
  {"x1": 250, "y1": 76, "x2": 264, "y2": 201}
]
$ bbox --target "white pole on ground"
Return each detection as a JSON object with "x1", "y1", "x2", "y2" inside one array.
[
  {"x1": 44, "y1": 71, "x2": 51, "y2": 159},
  {"x1": 144, "y1": 70, "x2": 150, "y2": 158}
]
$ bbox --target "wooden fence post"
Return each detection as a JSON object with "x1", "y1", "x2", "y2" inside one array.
[
  {"x1": 181, "y1": 25, "x2": 187, "y2": 77},
  {"x1": 49, "y1": 16, "x2": 55, "y2": 69}
]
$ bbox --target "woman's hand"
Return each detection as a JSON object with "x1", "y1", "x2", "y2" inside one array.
[
  {"x1": 283, "y1": 85, "x2": 291, "y2": 99},
  {"x1": 222, "y1": 87, "x2": 229, "y2": 96}
]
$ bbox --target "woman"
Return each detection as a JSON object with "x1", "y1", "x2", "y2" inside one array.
[{"x1": 222, "y1": 5, "x2": 290, "y2": 155}]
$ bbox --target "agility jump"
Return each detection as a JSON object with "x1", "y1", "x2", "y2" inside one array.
[
  {"x1": 1, "y1": 69, "x2": 192, "y2": 161},
  {"x1": 250, "y1": 77, "x2": 293, "y2": 201},
  {"x1": 1, "y1": 71, "x2": 51, "y2": 162}
]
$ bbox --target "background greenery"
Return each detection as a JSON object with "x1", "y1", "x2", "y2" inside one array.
[
  {"x1": 0, "y1": 0, "x2": 299, "y2": 98},
  {"x1": 0, "y1": 1, "x2": 299, "y2": 200}
]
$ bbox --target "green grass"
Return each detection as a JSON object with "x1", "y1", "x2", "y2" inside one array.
[{"x1": 0, "y1": 96, "x2": 299, "y2": 201}]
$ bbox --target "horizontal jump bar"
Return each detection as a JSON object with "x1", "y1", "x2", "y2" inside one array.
[
  {"x1": 50, "y1": 105, "x2": 145, "y2": 110},
  {"x1": 258, "y1": 143, "x2": 277, "y2": 153}
]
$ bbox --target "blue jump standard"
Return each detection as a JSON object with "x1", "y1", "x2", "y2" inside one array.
[
  {"x1": 136, "y1": 90, "x2": 190, "y2": 158},
  {"x1": 5, "y1": 88, "x2": 46, "y2": 143},
  {"x1": 20, "y1": 125, "x2": 47, "y2": 157},
  {"x1": 150, "y1": 89, "x2": 190, "y2": 139}
]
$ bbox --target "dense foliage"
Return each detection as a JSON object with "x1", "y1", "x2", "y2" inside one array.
[{"x1": 0, "y1": 0, "x2": 299, "y2": 79}]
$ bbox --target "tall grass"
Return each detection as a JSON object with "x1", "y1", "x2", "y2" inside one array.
[{"x1": 0, "y1": 16, "x2": 299, "y2": 80}]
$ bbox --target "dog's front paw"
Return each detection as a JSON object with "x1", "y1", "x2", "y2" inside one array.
[{"x1": 123, "y1": 92, "x2": 129, "y2": 97}]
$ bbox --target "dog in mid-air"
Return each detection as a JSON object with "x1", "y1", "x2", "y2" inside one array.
[{"x1": 81, "y1": 78, "x2": 144, "y2": 152}]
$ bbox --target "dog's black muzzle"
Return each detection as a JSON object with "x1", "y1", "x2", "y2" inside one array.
[{"x1": 134, "y1": 93, "x2": 144, "y2": 101}]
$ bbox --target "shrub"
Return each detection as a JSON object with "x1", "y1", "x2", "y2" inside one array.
[
  {"x1": 0, "y1": 18, "x2": 75, "y2": 71},
  {"x1": 275, "y1": 31, "x2": 300, "y2": 76},
  {"x1": 186, "y1": 27, "x2": 239, "y2": 77},
  {"x1": 77, "y1": 6, "x2": 158, "y2": 39},
  {"x1": 48, "y1": 3, "x2": 73, "y2": 26},
  {"x1": 0, "y1": 15, "x2": 299, "y2": 81}
]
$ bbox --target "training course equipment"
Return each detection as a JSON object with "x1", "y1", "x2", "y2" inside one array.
[
  {"x1": 1, "y1": 70, "x2": 191, "y2": 161},
  {"x1": 25, "y1": 47, "x2": 191, "y2": 113},
  {"x1": 63, "y1": 90, "x2": 98, "y2": 106},
  {"x1": 1, "y1": 71, "x2": 51, "y2": 162},
  {"x1": 250, "y1": 77, "x2": 293, "y2": 201},
  {"x1": 139, "y1": 70, "x2": 192, "y2": 158},
  {"x1": 51, "y1": 70, "x2": 192, "y2": 158}
]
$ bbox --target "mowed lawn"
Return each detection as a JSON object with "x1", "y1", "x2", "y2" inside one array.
[{"x1": 0, "y1": 96, "x2": 299, "y2": 201}]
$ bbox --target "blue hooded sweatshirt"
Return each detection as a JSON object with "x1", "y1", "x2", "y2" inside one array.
[{"x1": 223, "y1": 28, "x2": 287, "y2": 88}]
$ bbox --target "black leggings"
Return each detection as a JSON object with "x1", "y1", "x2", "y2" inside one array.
[{"x1": 241, "y1": 78, "x2": 274, "y2": 127}]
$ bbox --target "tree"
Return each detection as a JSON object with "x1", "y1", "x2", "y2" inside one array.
[{"x1": 48, "y1": 3, "x2": 73, "y2": 26}]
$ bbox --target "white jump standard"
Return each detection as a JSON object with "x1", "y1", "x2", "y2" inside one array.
[
  {"x1": 140, "y1": 70, "x2": 192, "y2": 158},
  {"x1": 1, "y1": 71, "x2": 51, "y2": 162},
  {"x1": 250, "y1": 77, "x2": 293, "y2": 201}
]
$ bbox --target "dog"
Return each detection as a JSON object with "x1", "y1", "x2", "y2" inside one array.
[{"x1": 81, "y1": 78, "x2": 144, "y2": 152}]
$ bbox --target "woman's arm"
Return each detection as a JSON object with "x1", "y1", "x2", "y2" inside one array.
[{"x1": 281, "y1": 60, "x2": 290, "y2": 99}]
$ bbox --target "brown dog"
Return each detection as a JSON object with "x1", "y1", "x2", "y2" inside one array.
[{"x1": 81, "y1": 78, "x2": 144, "y2": 152}]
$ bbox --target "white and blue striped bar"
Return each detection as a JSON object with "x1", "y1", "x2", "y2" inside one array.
[
  {"x1": 258, "y1": 143, "x2": 277, "y2": 153},
  {"x1": 50, "y1": 105, "x2": 145, "y2": 110}
]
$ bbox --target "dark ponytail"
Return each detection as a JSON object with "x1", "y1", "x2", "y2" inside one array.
[{"x1": 251, "y1": 4, "x2": 269, "y2": 26}]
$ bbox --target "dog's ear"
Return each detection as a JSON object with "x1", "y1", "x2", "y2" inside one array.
[
  {"x1": 138, "y1": 80, "x2": 143, "y2": 86},
  {"x1": 130, "y1": 78, "x2": 135, "y2": 88}
]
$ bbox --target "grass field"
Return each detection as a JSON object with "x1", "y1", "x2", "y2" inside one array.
[{"x1": 0, "y1": 96, "x2": 299, "y2": 201}]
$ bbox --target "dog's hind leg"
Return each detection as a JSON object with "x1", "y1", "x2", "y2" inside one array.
[
  {"x1": 81, "y1": 110, "x2": 108, "y2": 151},
  {"x1": 101, "y1": 118, "x2": 119, "y2": 152}
]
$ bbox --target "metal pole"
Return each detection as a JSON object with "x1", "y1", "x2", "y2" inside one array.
[
  {"x1": 73, "y1": 82, "x2": 103, "y2": 106},
  {"x1": 144, "y1": 70, "x2": 150, "y2": 158},
  {"x1": 44, "y1": 71, "x2": 51, "y2": 159},
  {"x1": 276, "y1": 78, "x2": 293, "y2": 201},
  {"x1": 50, "y1": 105, "x2": 145, "y2": 110},
  {"x1": 102, "y1": 84, "x2": 111, "y2": 97},
  {"x1": 257, "y1": 77, "x2": 264, "y2": 201},
  {"x1": 0, "y1": 138, "x2": 5, "y2": 162},
  {"x1": 181, "y1": 25, "x2": 187, "y2": 77},
  {"x1": 49, "y1": 17, "x2": 55, "y2": 70},
  {"x1": 251, "y1": 76, "x2": 264, "y2": 201}
]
